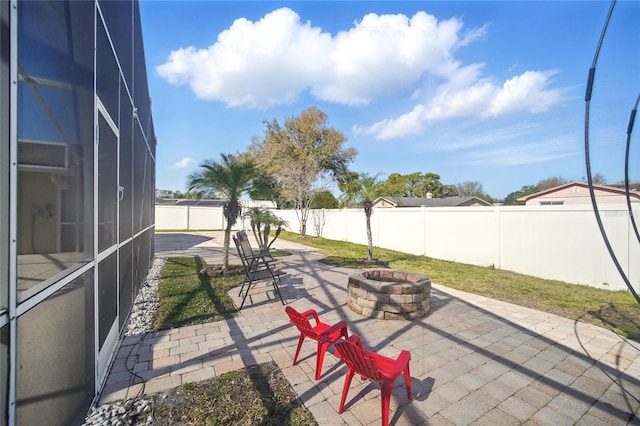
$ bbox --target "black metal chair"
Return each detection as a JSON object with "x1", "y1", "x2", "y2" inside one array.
[
  {"x1": 236, "y1": 230, "x2": 276, "y2": 261},
  {"x1": 233, "y1": 231, "x2": 286, "y2": 310}
]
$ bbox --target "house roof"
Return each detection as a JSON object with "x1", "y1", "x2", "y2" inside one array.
[
  {"x1": 608, "y1": 182, "x2": 640, "y2": 191},
  {"x1": 517, "y1": 181, "x2": 640, "y2": 202},
  {"x1": 373, "y1": 196, "x2": 492, "y2": 207},
  {"x1": 155, "y1": 198, "x2": 227, "y2": 207},
  {"x1": 155, "y1": 198, "x2": 277, "y2": 208}
]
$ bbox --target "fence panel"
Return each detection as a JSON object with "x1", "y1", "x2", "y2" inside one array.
[
  {"x1": 497, "y1": 205, "x2": 635, "y2": 290},
  {"x1": 154, "y1": 204, "x2": 638, "y2": 292},
  {"x1": 188, "y1": 206, "x2": 224, "y2": 230},
  {"x1": 155, "y1": 205, "x2": 189, "y2": 230},
  {"x1": 374, "y1": 208, "x2": 425, "y2": 256},
  {"x1": 421, "y1": 207, "x2": 498, "y2": 266}
]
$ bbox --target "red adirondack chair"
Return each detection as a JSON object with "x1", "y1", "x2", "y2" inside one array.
[
  {"x1": 335, "y1": 334, "x2": 412, "y2": 426},
  {"x1": 285, "y1": 306, "x2": 348, "y2": 380}
]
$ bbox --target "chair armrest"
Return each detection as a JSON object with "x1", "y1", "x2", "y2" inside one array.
[
  {"x1": 382, "y1": 350, "x2": 411, "y2": 379},
  {"x1": 300, "y1": 309, "x2": 320, "y2": 325},
  {"x1": 245, "y1": 253, "x2": 272, "y2": 263},
  {"x1": 319, "y1": 320, "x2": 348, "y2": 340},
  {"x1": 245, "y1": 248, "x2": 278, "y2": 264},
  {"x1": 345, "y1": 333, "x2": 362, "y2": 347},
  {"x1": 244, "y1": 262, "x2": 271, "y2": 274},
  {"x1": 246, "y1": 257, "x2": 277, "y2": 271},
  {"x1": 246, "y1": 250, "x2": 277, "y2": 261}
]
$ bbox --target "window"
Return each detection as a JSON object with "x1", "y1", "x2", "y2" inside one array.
[
  {"x1": 16, "y1": 271, "x2": 94, "y2": 425},
  {"x1": 16, "y1": 1, "x2": 94, "y2": 302}
]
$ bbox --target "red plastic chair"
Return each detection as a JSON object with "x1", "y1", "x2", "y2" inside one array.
[
  {"x1": 285, "y1": 306, "x2": 348, "y2": 380},
  {"x1": 335, "y1": 334, "x2": 412, "y2": 426}
]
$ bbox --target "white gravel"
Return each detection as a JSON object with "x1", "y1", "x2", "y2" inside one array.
[{"x1": 82, "y1": 257, "x2": 165, "y2": 426}]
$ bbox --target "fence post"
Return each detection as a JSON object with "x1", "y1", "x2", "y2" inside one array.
[
  {"x1": 494, "y1": 204, "x2": 501, "y2": 269},
  {"x1": 345, "y1": 208, "x2": 349, "y2": 243},
  {"x1": 422, "y1": 206, "x2": 427, "y2": 256}
]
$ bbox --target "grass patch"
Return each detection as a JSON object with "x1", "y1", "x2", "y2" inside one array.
[
  {"x1": 269, "y1": 249, "x2": 292, "y2": 257},
  {"x1": 154, "y1": 257, "x2": 241, "y2": 329},
  {"x1": 150, "y1": 362, "x2": 316, "y2": 426},
  {"x1": 151, "y1": 256, "x2": 314, "y2": 425},
  {"x1": 279, "y1": 231, "x2": 640, "y2": 342}
]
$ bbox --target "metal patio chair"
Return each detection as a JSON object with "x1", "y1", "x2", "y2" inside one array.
[{"x1": 233, "y1": 231, "x2": 286, "y2": 310}]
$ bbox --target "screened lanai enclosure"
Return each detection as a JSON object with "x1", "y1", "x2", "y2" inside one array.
[{"x1": 0, "y1": 1, "x2": 156, "y2": 424}]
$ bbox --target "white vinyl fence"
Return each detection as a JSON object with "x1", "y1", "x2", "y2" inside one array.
[{"x1": 155, "y1": 204, "x2": 639, "y2": 292}]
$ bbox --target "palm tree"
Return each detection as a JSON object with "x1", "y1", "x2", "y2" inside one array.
[
  {"x1": 243, "y1": 207, "x2": 289, "y2": 253},
  {"x1": 186, "y1": 153, "x2": 255, "y2": 270},
  {"x1": 337, "y1": 171, "x2": 361, "y2": 208},
  {"x1": 355, "y1": 173, "x2": 383, "y2": 262}
]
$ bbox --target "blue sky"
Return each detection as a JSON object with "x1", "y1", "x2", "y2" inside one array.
[{"x1": 140, "y1": 1, "x2": 639, "y2": 200}]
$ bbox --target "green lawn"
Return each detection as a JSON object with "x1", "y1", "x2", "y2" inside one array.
[
  {"x1": 278, "y1": 231, "x2": 640, "y2": 342},
  {"x1": 154, "y1": 257, "x2": 241, "y2": 329}
]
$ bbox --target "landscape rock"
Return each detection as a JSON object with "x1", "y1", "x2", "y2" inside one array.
[{"x1": 83, "y1": 258, "x2": 165, "y2": 425}]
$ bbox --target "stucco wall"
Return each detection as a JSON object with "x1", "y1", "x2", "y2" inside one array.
[{"x1": 525, "y1": 186, "x2": 640, "y2": 205}]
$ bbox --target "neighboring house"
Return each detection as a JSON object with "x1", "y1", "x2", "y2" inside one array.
[
  {"x1": 241, "y1": 199, "x2": 278, "y2": 209},
  {"x1": 517, "y1": 181, "x2": 640, "y2": 206},
  {"x1": 1, "y1": 2, "x2": 156, "y2": 424},
  {"x1": 373, "y1": 196, "x2": 492, "y2": 208},
  {"x1": 156, "y1": 198, "x2": 227, "y2": 207}
]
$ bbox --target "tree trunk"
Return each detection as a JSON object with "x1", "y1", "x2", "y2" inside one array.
[
  {"x1": 268, "y1": 227, "x2": 282, "y2": 249},
  {"x1": 222, "y1": 200, "x2": 240, "y2": 270},
  {"x1": 294, "y1": 206, "x2": 307, "y2": 237},
  {"x1": 300, "y1": 206, "x2": 309, "y2": 237},
  {"x1": 223, "y1": 219, "x2": 232, "y2": 270},
  {"x1": 366, "y1": 211, "x2": 373, "y2": 261},
  {"x1": 262, "y1": 225, "x2": 270, "y2": 252}
]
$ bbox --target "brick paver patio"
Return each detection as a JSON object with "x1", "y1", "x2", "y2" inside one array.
[{"x1": 99, "y1": 232, "x2": 640, "y2": 425}]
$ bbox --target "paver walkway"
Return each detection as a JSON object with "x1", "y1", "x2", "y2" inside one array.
[{"x1": 100, "y1": 231, "x2": 640, "y2": 425}]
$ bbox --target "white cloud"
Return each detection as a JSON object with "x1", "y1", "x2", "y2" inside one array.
[
  {"x1": 426, "y1": 122, "x2": 542, "y2": 152},
  {"x1": 486, "y1": 70, "x2": 562, "y2": 116},
  {"x1": 363, "y1": 69, "x2": 565, "y2": 139},
  {"x1": 459, "y1": 134, "x2": 579, "y2": 167},
  {"x1": 157, "y1": 7, "x2": 566, "y2": 136},
  {"x1": 354, "y1": 104, "x2": 426, "y2": 139},
  {"x1": 157, "y1": 8, "x2": 485, "y2": 109},
  {"x1": 169, "y1": 157, "x2": 195, "y2": 169},
  {"x1": 313, "y1": 12, "x2": 476, "y2": 105},
  {"x1": 158, "y1": 8, "x2": 332, "y2": 109},
  {"x1": 458, "y1": 24, "x2": 490, "y2": 47}
]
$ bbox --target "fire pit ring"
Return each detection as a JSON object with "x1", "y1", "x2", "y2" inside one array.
[{"x1": 347, "y1": 269, "x2": 431, "y2": 320}]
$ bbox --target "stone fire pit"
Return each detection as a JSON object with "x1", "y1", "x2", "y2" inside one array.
[{"x1": 347, "y1": 269, "x2": 431, "y2": 320}]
